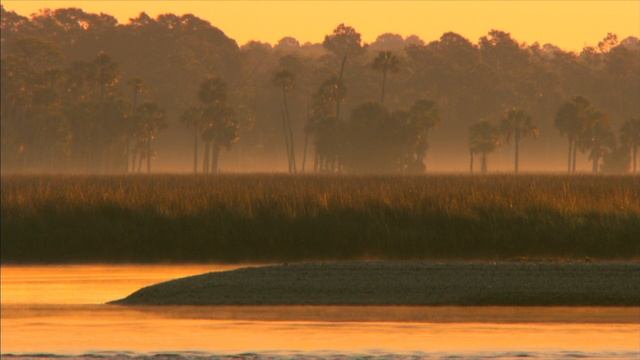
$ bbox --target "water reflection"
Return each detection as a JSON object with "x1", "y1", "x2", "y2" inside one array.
[
  {"x1": 3, "y1": 303, "x2": 639, "y2": 354},
  {"x1": 1, "y1": 264, "x2": 244, "y2": 304},
  {"x1": 1, "y1": 265, "x2": 639, "y2": 356}
]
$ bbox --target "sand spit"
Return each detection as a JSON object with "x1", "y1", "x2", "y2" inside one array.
[{"x1": 111, "y1": 262, "x2": 640, "y2": 306}]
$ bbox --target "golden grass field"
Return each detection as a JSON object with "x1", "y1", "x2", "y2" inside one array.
[{"x1": 2, "y1": 174, "x2": 639, "y2": 262}]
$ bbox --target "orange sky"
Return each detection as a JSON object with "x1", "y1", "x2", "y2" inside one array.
[{"x1": 2, "y1": 1, "x2": 639, "y2": 50}]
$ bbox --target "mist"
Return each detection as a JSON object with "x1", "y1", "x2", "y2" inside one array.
[{"x1": 1, "y1": 6, "x2": 639, "y2": 175}]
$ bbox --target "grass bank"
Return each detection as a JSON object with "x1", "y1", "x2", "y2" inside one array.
[{"x1": 2, "y1": 174, "x2": 639, "y2": 263}]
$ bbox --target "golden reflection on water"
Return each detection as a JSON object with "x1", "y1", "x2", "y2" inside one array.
[
  {"x1": 0, "y1": 264, "x2": 245, "y2": 304},
  {"x1": 1, "y1": 265, "x2": 639, "y2": 355}
]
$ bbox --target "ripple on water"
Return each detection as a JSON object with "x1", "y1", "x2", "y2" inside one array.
[{"x1": 2, "y1": 352, "x2": 640, "y2": 360}]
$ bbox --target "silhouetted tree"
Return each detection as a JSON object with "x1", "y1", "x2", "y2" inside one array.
[
  {"x1": 372, "y1": 51, "x2": 400, "y2": 104},
  {"x1": 133, "y1": 102, "x2": 166, "y2": 174},
  {"x1": 341, "y1": 102, "x2": 399, "y2": 173},
  {"x1": 2, "y1": 6, "x2": 640, "y2": 174},
  {"x1": 180, "y1": 106, "x2": 203, "y2": 174},
  {"x1": 555, "y1": 96, "x2": 600, "y2": 173},
  {"x1": 601, "y1": 144, "x2": 631, "y2": 174},
  {"x1": 469, "y1": 121, "x2": 500, "y2": 174},
  {"x1": 323, "y1": 24, "x2": 363, "y2": 120},
  {"x1": 308, "y1": 77, "x2": 346, "y2": 172},
  {"x1": 125, "y1": 77, "x2": 144, "y2": 172},
  {"x1": 404, "y1": 99, "x2": 440, "y2": 172},
  {"x1": 620, "y1": 118, "x2": 640, "y2": 173},
  {"x1": 273, "y1": 69, "x2": 296, "y2": 173},
  {"x1": 197, "y1": 77, "x2": 226, "y2": 173},
  {"x1": 201, "y1": 105, "x2": 238, "y2": 174},
  {"x1": 192, "y1": 77, "x2": 238, "y2": 174},
  {"x1": 500, "y1": 108, "x2": 538, "y2": 174},
  {"x1": 578, "y1": 115, "x2": 615, "y2": 173}
]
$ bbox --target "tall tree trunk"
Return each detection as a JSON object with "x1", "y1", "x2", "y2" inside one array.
[
  {"x1": 567, "y1": 139, "x2": 573, "y2": 174},
  {"x1": 422, "y1": 152, "x2": 427, "y2": 173},
  {"x1": 335, "y1": 54, "x2": 347, "y2": 119},
  {"x1": 313, "y1": 149, "x2": 318, "y2": 172},
  {"x1": 288, "y1": 125, "x2": 296, "y2": 173},
  {"x1": 592, "y1": 155, "x2": 598, "y2": 174},
  {"x1": 128, "y1": 87, "x2": 139, "y2": 174},
  {"x1": 572, "y1": 140, "x2": 578, "y2": 173},
  {"x1": 210, "y1": 144, "x2": 220, "y2": 174},
  {"x1": 130, "y1": 151, "x2": 136, "y2": 173},
  {"x1": 283, "y1": 89, "x2": 296, "y2": 174},
  {"x1": 481, "y1": 152, "x2": 488, "y2": 174},
  {"x1": 193, "y1": 127, "x2": 199, "y2": 174},
  {"x1": 514, "y1": 130, "x2": 520, "y2": 174},
  {"x1": 302, "y1": 129, "x2": 309, "y2": 173},
  {"x1": 281, "y1": 106, "x2": 292, "y2": 173},
  {"x1": 137, "y1": 152, "x2": 143, "y2": 173},
  {"x1": 469, "y1": 150, "x2": 474, "y2": 174},
  {"x1": 146, "y1": 135, "x2": 151, "y2": 174},
  {"x1": 203, "y1": 141, "x2": 210, "y2": 174},
  {"x1": 132, "y1": 90, "x2": 138, "y2": 112},
  {"x1": 380, "y1": 70, "x2": 387, "y2": 104},
  {"x1": 633, "y1": 145, "x2": 637, "y2": 174},
  {"x1": 124, "y1": 141, "x2": 130, "y2": 173}
]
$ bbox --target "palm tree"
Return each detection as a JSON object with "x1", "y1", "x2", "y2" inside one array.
[
  {"x1": 189, "y1": 77, "x2": 239, "y2": 174},
  {"x1": 135, "y1": 102, "x2": 167, "y2": 174},
  {"x1": 406, "y1": 99, "x2": 440, "y2": 172},
  {"x1": 301, "y1": 102, "x2": 311, "y2": 173},
  {"x1": 180, "y1": 106, "x2": 202, "y2": 174},
  {"x1": 620, "y1": 118, "x2": 640, "y2": 173},
  {"x1": 125, "y1": 78, "x2": 144, "y2": 172},
  {"x1": 127, "y1": 78, "x2": 144, "y2": 110},
  {"x1": 198, "y1": 77, "x2": 227, "y2": 105},
  {"x1": 323, "y1": 24, "x2": 363, "y2": 120},
  {"x1": 93, "y1": 52, "x2": 118, "y2": 101},
  {"x1": 195, "y1": 77, "x2": 228, "y2": 174},
  {"x1": 554, "y1": 96, "x2": 599, "y2": 173},
  {"x1": 578, "y1": 116, "x2": 614, "y2": 174},
  {"x1": 273, "y1": 69, "x2": 296, "y2": 174},
  {"x1": 308, "y1": 77, "x2": 346, "y2": 173},
  {"x1": 201, "y1": 105, "x2": 238, "y2": 174},
  {"x1": 372, "y1": 51, "x2": 400, "y2": 104},
  {"x1": 499, "y1": 108, "x2": 538, "y2": 174},
  {"x1": 469, "y1": 121, "x2": 500, "y2": 174}
]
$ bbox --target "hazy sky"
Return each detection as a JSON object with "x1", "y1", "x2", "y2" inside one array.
[{"x1": 2, "y1": 1, "x2": 639, "y2": 50}]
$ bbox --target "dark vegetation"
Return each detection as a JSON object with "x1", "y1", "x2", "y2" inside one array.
[
  {"x1": 2, "y1": 175, "x2": 639, "y2": 263},
  {"x1": 1, "y1": 7, "x2": 639, "y2": 174},
  {"x1": 112, "y1": 262, "x2": 640, "y2": 306}
]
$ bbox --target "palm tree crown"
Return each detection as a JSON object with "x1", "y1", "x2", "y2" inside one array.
[
  {"x1": 578, "y1": 115, "x2": 615, "y2": 173},
  {"x1": 554, "y1": 96, "x2": 600, "y2": 173},
  {"x1": 500, "y1": 108, "x2": 538, "y2": 143},
  {"x1": 371, "y1": 51, "x2": 399, "y2": 103},
  {"x1": 273, "y1": 70, "x2": 294, "y2": 91},
  {"x1": 469, "y1": 121, "x2": 500, "y2": 173},
  {"x1": 500, "y1": 108, "x2": 538, "y2": 173},
  {"x1": 198, "y1": 77, "x2": 227, "y2": 106}
]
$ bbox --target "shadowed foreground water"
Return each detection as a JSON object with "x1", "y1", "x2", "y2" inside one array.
[{"x1": 1, "y1": 265, "x2": 639, "y2": 359}]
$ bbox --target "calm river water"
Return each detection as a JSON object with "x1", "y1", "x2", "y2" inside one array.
[{"x1": 1, "y1": 264, "x2": 639, "y2": 359}]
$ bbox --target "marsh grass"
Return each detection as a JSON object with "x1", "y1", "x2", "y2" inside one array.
[{"x1": 2, "y1": 174, "x2": 639, "y2": 262}]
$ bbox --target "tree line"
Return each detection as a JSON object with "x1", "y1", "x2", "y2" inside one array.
[
  {"x1": 469, "y1": 99, "x2": 640, "y2": 174},
  {"x1": 1, "y1": 7, "x2": 639, "y2": 173}
]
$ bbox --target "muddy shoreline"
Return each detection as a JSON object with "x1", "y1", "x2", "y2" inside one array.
[{"x1": 111, "y1": 262, "x2": 640, "y2": 306}]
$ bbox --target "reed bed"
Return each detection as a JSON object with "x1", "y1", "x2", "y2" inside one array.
[{"x1": 2, "y1": 174, "x2": 639, "y2": 262}]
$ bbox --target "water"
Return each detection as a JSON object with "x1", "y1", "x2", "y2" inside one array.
[{"x1": 1, "y1": 265, "x2": 639, "y2": 359}]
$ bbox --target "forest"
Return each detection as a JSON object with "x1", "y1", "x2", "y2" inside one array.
[{"x1": 1, "y1": 6, "x2": 639, "y2": 174}]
